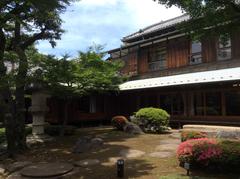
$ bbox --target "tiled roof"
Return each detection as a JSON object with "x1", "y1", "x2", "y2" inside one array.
[{"x1": 122, "y1": 14, "x2": 190, "y2": 42}]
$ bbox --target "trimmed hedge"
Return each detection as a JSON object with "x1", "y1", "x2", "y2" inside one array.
[
  {"x1": 133, "y1": 107, "x2": 170, "y2": 133},
  {"x1": 177, "y1": 138, "x2": 240, "y2": 172}
]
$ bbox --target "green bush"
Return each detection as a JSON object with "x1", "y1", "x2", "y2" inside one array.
[
  {"x1": 181, "y1": 130, "x2": 207, "y2": 142},
  {"x1": 217, "y1": 140, "x2": 240, "y2": 171},
  {"x1": 133, "y1": 107, "x2": 170, "y2": 133}
]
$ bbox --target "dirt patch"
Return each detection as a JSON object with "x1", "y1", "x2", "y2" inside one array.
[
  {"x1": 1, "y1": 127, "x2": 237, "y2": 179},
  {"x1": 120, "y1": 149, "x2": 146, "y2": 158}
]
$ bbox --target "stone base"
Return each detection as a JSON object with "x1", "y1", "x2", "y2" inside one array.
[
  {"x1": 182, "y1": 125, "x2": 240, "y2": 139},
  {"x1": 27, "y1": 134, "x2": 53, "y2": 145},
  {"x1": 21, "y1": 163, "x2": 73, "y2": 178}
]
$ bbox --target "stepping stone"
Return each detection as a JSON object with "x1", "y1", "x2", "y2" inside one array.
[
  {"x1": 155, "y1": 143, "x2": 179, "y2": 151},
  {"x1": 120, "y1": 149, "x2": 145, "y2": 158},
  {"x1": 6, "y1": 161, "x2": 32, "y2": 173},
  {"x1": 149, "y1": 151, "x2": 174, "y2": 158},
  {"x1": 20, "y1": 162, "x2": 73, "y2": 178},
  {"x1": 74, "y1": 159, "x2": 100, "y2": 167},
  {"x1": 7, "y1": 168, "x2": 80, "y2": 179}
]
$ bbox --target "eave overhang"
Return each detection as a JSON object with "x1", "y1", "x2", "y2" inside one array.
[{"x1": 119, "y1": 67, "x2": 240, "y2": 91}]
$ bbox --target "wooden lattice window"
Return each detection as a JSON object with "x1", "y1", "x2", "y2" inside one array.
[
  {"x1": 148, "y1": 46, "x2": 167, "y2": 71},
  {"x1": 217, "y1": 33, "x2": 231, "y2": 61},
  {"x1": 190, "y1": 41, "x2": 202, "y2": 65}
]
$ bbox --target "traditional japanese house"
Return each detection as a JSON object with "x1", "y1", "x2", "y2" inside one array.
[{"x1": 108, "y1": 14, "x2": 240, "y2": 126}]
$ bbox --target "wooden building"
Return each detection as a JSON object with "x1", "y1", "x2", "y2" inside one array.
[
  {"x1": 108, "y1": 14, "x2": 240, "y2": 126},
  {"x1": 46, "y1": 14, "x2": 240, "y2": 126}
]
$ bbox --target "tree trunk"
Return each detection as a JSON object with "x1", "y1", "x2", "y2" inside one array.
[
  {"x1": 0, "y1": 29, "x2": 17, "y2": 156},
  {"x1": 60, "y1": 98, "x2": 69, "y2": 137},
  {"x1": 4, "y1": 90, "x2": 17, "y2": 157},
  {"x1": 15, "y1": 46, "x2": 28, "y2": 151}
]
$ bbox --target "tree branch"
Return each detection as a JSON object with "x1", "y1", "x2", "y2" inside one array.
[{"x1": 20, "y1": 29, "x2": 47, "y2": 50}]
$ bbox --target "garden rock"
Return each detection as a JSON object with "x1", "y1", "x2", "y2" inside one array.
[
  {"x1": 73, "y1": 136, "x2": 104, "y2": 153},
  {"x1": 123, "y1": 122, "x2": 144, "y2": 135},
  {"x1": 91, "y1": 137, "x2": 104, "y2": 146},
  {"x1": 74, "y1": 159, "x2": 100, "y2": 167},
  {"x1": 6, "y1": 161, "x2": 32, "y2": 173}
]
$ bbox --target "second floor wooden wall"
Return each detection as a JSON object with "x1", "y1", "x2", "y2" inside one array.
[{"x1": 118, "y1": 31, "x2": 240, "y2": 78}]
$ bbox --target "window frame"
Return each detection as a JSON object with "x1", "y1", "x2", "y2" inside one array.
[
  {"x1": 148, "y1": 45, "x2": 167, "y2": 71},
  {"x1": 217, "y1": 33, "x2": 232, "y2": 61},
  {"x1": 189, "y1": 40, "x2": 202, "y2": 65}
]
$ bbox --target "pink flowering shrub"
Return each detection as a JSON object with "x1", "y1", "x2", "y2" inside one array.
[
  {"x1": 177, "y1": 138, "x2": 240, "y2": 172},
  {"x1": 177, "y1": 138, "x2": 222, "y2": 166}
]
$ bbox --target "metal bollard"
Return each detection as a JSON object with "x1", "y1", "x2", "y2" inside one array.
[
  {"x1": 184, "y1": 162, "x2": 190, "y2": 176},
  {"x1": 117, "y1": 159, "x2": 124, "y2": 178}
]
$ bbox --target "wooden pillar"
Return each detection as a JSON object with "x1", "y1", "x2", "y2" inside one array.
[
  {"x1": 136, "y1": 95, "x2": 140, "y2": 110},
  {"x1": 221, "y1": 91, "x2": 226, "y2": 116},
  {"x1": 188, "y1": 92, "x2": 194, "y2": 116},
  {"x1": 203, "y1": 92, "x2": 206, "y2": 116},
  {"x1": 183, "y1": 92, "x2": 188, "y2": 116},
  {"x1": 157, "y1": 93, "x2": 160, "y2": 108}
]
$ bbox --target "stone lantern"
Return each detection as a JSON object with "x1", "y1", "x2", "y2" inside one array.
[{"x1": 28, "y1": 84, "x2": 52, "y2": 142}]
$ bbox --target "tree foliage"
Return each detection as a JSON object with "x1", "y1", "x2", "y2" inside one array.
[
  {"x1": 0, "y1": 0, "x2": 75, "y2": 156},
  {"x1": 29, "y1": 46, "x2": 124, "y2": 136},
  {"x1": 154, "y1": 0, "x2": 240, "y2": 37},
  {"x1": 33, "y1": 45, "x2": 125, "y2": 97}
]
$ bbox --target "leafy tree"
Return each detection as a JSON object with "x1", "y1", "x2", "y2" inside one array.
[
  {"x1": 153, "y1": 0, "x2": 240, "y2": 37},
  {"x1": 0, "y1": 0, "x2": 75, "y2": 156},
  {"x1": 32, "y1": 46, "x2": 124, "y2": 136}
]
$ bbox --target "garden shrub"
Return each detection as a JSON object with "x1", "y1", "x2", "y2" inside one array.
[
  {"x1": 177, "y1": 138, "x2": 240, "y2": 172},
  {"x1": 111, "y1": 116, "x2": 128, "y2": 130},
  {"x1": 217, "y1": 140, "x2": 240, "y2": 171},
  {"x1": 181, "y1": 130, "x2": 207, "y2": 142},
  {"x1": 133, "y1": 107, "x2": 170, "y2": 133},
  {"x1": 177, "y1": 138, "x2": 221, "y2": 166}
]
